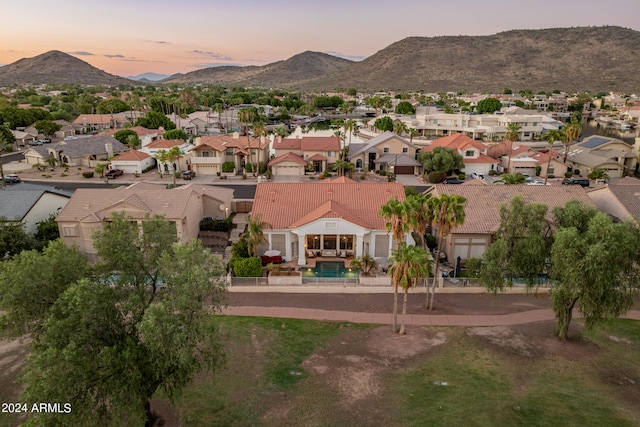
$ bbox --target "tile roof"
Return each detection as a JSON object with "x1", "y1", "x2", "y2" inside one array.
[
  {"x1": 0, "y1": 183, "x2": 72, "y2": 220},
  {"x1": 193, "y1": 134, "x2": 265, "y2": 152},
  {"x1": 424, "y1": 134, "x2": 488, "y2": 152},
  {"x1": 605, "y1": 177, "x2": 640, "y2": 218},
  {"x1": 348, "y1": 132, "x2": 415, "y2": 158},
  {"x1": 113, "y1": 150, "x2": 150, "y2": 161},
  {"x1": 268, "y1": 152, "x2": 307, "y2": 166},
  {"x1": 27, "y1": 136, "x2": 128, "y2": 159},
  {"x1": 426, "y1": 184, "x2": 595, "y2": 234},
  {"x1": 308, "y1": 153, "x2": 328, "y2": 161},
  {"x1": 146, "y1": 139, "x2": 186, "y2": 149},
  {"x1": 274, "y1": 138, "x2": 302, "y2": 150},
  {"x1": 300, "y1": 136, "x2": 341, "y2": 151},
  {"x1": 374, "y1": 153, "x2": 421, "y2": 166},
  {"x1": 251, "y1": 181, "x2": 405, "y2": 230},
  {"x1": 73, "y1": 114, "x2": 112, "y2": 125}
]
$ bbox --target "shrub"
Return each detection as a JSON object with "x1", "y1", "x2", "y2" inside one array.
[
  {"x1": 564, "y1": 171, "x2": 573, "y2": 179},
  {"x1": 463, "y1": 257, "x2": 483, "y2": 278},
  {"x1": 387, "y1": 173, "x2": 396, "y2": 182},
  {"x1": 458, "y1": 173, "x2": 466, "y2": 180},
  {"x1": 222, "y1": 161, "x2": 235, "y2": 173},
  {"x1": 200, "y1": 217, "x2": 233, "y2": 232},
  {"x1": 265, "y1": 170, "x2": 273, "y2": 179},
  {"x1": 573, "y1": 169, "x2": 580, "y2": 175},
  {"x1": 244, "y1": 163, "x2": 254, "y2": 173},
  {"x1": 488, "y1": 170, "x2": 497, "y2": 176},
  {"x1": 233, "y1": 257, "x2": 263, "y2": 277},
  {"x1": 548, "y1": 174, "x2": 555, "y2": 179},
  {"x1": 308, "y1": 176, "x2": 316, "y2": 180},
  {"x1": 378, "y1": 170, "x2": 387, "y2": 176},
  {"x1": 535, "y1": 165, "x2": 542, "y2": 176},
  {"x1": 360, "y1": 174, "x2": 366, "y2": 180},
  {"x1": 424, "y1": 234, "x2": 437, "y2": 250},
  {"x1": 142, "y1": 164, "x2": 156, "y2": 173},
  {"x1": 231, "y1": 236, "x2": 250, "y2": 259},
  {"x1": 242, "y1": 173, "x2": 247, "y2": 180},
  {"x1": 220, "y1": 175, "x2": 227, "y2": 180},
  {"x1": 258, "y1": 161, "x2": 267, "y2": 174},
  {"x1": 174, "y1": 171, "x2": 181, "y2": 178},
  {"x1": 82, "y1": 171, "x2": 94, "y2": 178},
  {"x1": 427, "y1": 171, "x2": 447, "y2": 183}
]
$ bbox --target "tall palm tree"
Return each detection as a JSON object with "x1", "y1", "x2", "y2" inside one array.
[
  {"x1": 0, "y1": 133, "x2": 14, "y2": 187},
  {"x1": 504, "y1": 123, "x2": 521, "y2": 174},
  {"x1": 562, "y1": 117, "x2": 581, "y2": 163},
  {"x1": 378, "y1": 198, "x2": 410, "y2": 333},
  {"x1": 542, "y1": 130, "x2": 562, "y2": 185},
  {"x1": 238, "y1": 108, "x2": 257, "y2": 176},
  {"x1": 167, "y1": 145, "x2": 185, "y2": 187},
  {"x1": 342, "y1": 119, "x2": 357, "y2": 147},
  {"x1": 389, "y1": 243, "x2": 431, "y2": 335},
  {"x1": 428, "y1": 194, "x2": 466, "y2": 310},
  {"x1": 246, "y1": 214, "x2": 271, "y2": 257},
  {"x1": 408, "y1": 128, "x2": 418, "y2": 144},
  {"x1": 252, "y1": 121, "x2": 266, "y2": 176},
  {"x1": 393, "y1": 121, "x2": 408, "y2": 136}
]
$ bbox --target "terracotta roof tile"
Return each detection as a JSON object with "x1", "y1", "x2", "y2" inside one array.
[
  {"x1": 268, "y1": 152, "x2": 307, "y2": 166},
  {"x1": 426, "y1": 184, "x2": 595, "y2": 235},
  {"x1": 606, "y1": 177, "x2": 640, "y2": 217},
  {"x1": 146, "y1": 139, "x2": 185, "y2": 149},
  {"x1": 114, "y1": 150, "x2": 150, "y2": 161},
  {"x1": 424, "y1": 134, "x2": 488, "y2": 152},
  {"x1": 300, "y1": 136, "x2": 341, "y2": 151},
  {"x1": 252, "y1": 182, "x2": 405, "y2": 230},
  {"x1": 308, "y1": 153, "x2": 328, "y2": 161}
]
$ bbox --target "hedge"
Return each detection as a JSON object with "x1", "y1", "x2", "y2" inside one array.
[
  {"x1": 222, "y1": 161, "x2": 235, "y2": 173},
  {"x1": 200, "y1": 216, "x2": 233, "y2": 232},
  {"x1": 232, "y1": 257, "x2": 263, "y2": 277}
]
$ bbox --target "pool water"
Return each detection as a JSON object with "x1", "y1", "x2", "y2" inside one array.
[{"x1": 302, "y1": 261, "x2": 359, "y2": 278}]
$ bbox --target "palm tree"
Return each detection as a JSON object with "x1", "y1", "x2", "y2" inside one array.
[
  {"x1": 378, "y1": 198, "x2": 410, "y2": 333},
  {"x1": 542, "y1": 130, "x2": 562, "y2": 185},
  {"x1": 428, "y1": 194, "x2": 466, "y2": 310},
  {"x1": 45, "y1": 156, "x2": 58, "y2": 170},
  {"x1": 238, "y1": 108, "x2": 257, "y2": 176},
  {"x1": 493, "y1": 173, "x2": 527, "y2": 185},
  {"x1": 504, "y1": 123, "x2": 521, "y2": 173},
  {"x1": 393, "y1": 121, "x2": 408, "y2": 136},
  {"x1": 408, "y1": 128, "x2": 419, "y2": 144},
  {"x1": 587, "y1": 167, "x2": 609, "y2": 183},
  {"x1": 246, "y1": 214, "x2": 271, "y2": 257},
  {"x1": 0, "y1": 133, "x2": 14, "y2": 187},
  {"x1": 213, "y1": 103, "x2": 224, "y2": 133},
  {"x1": 252, "y1": 121, "x2": 266, "y2": 176},
  {"x1": 389, "y1": 243, "x2": 431, "y2": 335},
  {"x1": 405, "y1": 194, "x2": 434, "y2": 254},
  {"x1": 342, "y1": 119, "x2": 357, "y2": 148},
  {"x1": 166, "y1": 145, "x2": 185, "y2": 187},
  {"x1": 562, "y1": 118, "x2": 581, "y2": 163}
]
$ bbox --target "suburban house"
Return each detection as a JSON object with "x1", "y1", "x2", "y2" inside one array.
[
  {"x1": 420, "y1": 134, "x2": 498, "y2": 175},
  {"x1": 348, "y1": 131, "x2": 422, "y2": 174},
  {"x1": 587, "y1": 176, "x2": 640, "y2": 221},
  {"x1": 140, "y1": 139, "x2": 191, "y2": 174},
  {"x1": 564, "y1": 135, "x2": 638, "y2": 178},
  {"x1": 424, "y1": 184, "x2": 595, "y2": 261},
  {"x1": 23, "y1": 136, "x2": 128, "y2": 167},
  {"x1": 0, "y1": 183, "x2": 72, "y2": 234},
  {"x1": 250, "y1": 178, "x2": 406, "y2": 265},
  {"x1": 99, "y1": 126, "x2": 165, "y2": 147},
  {"x1": 188, "y1": 133, "x2": 268, "y2": 175},
  {"x1": 72, "y1": 114, "x2": 116, "y2": 133},
  {"x1": 10, "y1": 129, "x2": 36, "y2": 148},
  {"x1": 109, "y1": 150, "x2": 154, "y2": 174},
  {"x1": 56, "y1": 182, "x2": 234, "y2": 261},
  {"x1": 24, "y1": 119, "x2": 76, "y2": 140},
  {"x1": 269, "y1": 136, "x2": 341, "y2": 176}
]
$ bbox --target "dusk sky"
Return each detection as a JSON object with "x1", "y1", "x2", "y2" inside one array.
[{"x1": 2, "y1": 0, "x2": 639, "y2": 77}]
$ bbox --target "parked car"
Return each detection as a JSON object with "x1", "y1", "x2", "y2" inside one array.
[
  {"x1": 105, "y1": 169, "x2": 124, "y2": 179},
  {"x1": 4, "y1": 174, "x2": 21, "y2": 183},
  {"x1": 28, "y1": 140, "x2": 43, "y2": 146},
  {"x1": 442, "y1": 177, "x2": 463, "y2": 184},
  {"x1": 182, "y1": 170, "x2": 196, "y2": 180},
  {"x1": 520, "y1": 173, "x2": 533, "y2": 182},
  {"x1": 41, "y1": 138, "x2": 52, "y2": 143},
  {"x1": 527, "y1": 180, "x2": 547, "y2": 186},
  {"x1": 562, "y1": 178, "x2": 590, "y2": 188},
  {"x1": 471, "y1": 172, "x2": 485, "y2": 180}
]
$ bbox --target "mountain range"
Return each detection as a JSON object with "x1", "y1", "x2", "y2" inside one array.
[{"x1": 1, "y1": 26, "x2": 638, "y2": 92}]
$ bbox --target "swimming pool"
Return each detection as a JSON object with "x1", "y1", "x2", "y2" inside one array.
[{"x1": 301, "y1": 261, "x2": 360, "y2": 278}]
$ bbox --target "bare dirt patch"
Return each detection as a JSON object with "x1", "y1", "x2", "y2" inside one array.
[{"x1": 198, "y1": 231, "x2": 229, "y2": 253}]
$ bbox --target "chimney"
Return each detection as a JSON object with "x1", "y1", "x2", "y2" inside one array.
[
  {"x1": 277, "y1": 135, "x2": 282, "y2": 144},
  {"x1": 105, "y1": 142, "x2": 113, "y2": 158},
  {"x1": 232, "y1": 132, "x2": 240, "y2": 139}
]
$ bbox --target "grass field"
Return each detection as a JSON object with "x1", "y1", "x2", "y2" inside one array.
[{"x1": 1, "y1": 317, "x2": 639, "y2": 426}]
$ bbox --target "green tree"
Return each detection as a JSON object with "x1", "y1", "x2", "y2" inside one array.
[
  {"x1": 34, "y1": 214, "x2": 60, "y2": 245},
  {"x1": 349, "y1": 254, "x2": 378, "y2": 276},
  {"x1": 19, "y1": 215, "x2": 226, "y2": 425},
  {"x1": 0, "y1": 131, "x2": 14, "y2": 186},
  {"x1": 233, "y1": 257, "x2": 263, "y2": 277},
  {"x1": 45, "y1": 156, "x2": 58, "y2": 170},
  {"x1": 238, "y1": 107, "x2": 258, "y2": 177},
  {"x1": 0, "y1": 240, "x2": 91, "y2": 337},
  {"x1": 0, "y1": 219, "x2": 33, "y2": 260},
  {"x1": 428, "y1": 194, "x2": 466, "y2": 309},
  {"x1": 163, "y1": 129, "x2": 189, "y2": 141},
  {"x1": 389, "y1": 243, "x2": 431, "y2": 335},
  {"x1": 113, "y1": 129, "x2": 138, "y2": 145},
  {"x1": 395, "y1": 101, "x2": 415, "y2": 115},
  {"x1": 587, "y1": 167, "x2": 609, "y2": 183},
  {"x1": 418, "y1": 147, "x2": 464, "y2": 176},
  {"x1": 393, "y1": 121, "x2": 408, "y2": 136},
  {"x1": 378, "y1": 198, "x2": 410, "y2": 332},
  {"x1": 246, "y1": 214, "x2": 271, "y2": 257},
  {"x1": 550, "y1": 204, "x2": 639, "y2": 340},
  {"x1": 493, "y1": 173, "x2": 527, "y2": 185},
  {"x1": 34, "y1": 119, "x2": 61, "y2": 138},
  {"x1": 136, "y1": 111, "x2": 176, "y2": 130},
  {"x1": 476, "y1": 97, "x2": 502, "y2": 114},
  {"x1": 374, "y1": 116, "x2": 394, "y2": 132},
  {"x1": 479, "y1": 195, "x2": 552, "y2": 292},
  {"x1": 562, "y1": 118, "x2": 581, "y2": 163},
  {"x1": 504, "y1": 123, "x2": 521, "y2": 173},
  {"x1": 542, "y1": 130, "x2": 563, "y2": 184}
]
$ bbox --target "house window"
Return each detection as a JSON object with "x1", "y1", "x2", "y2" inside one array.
[
  {"x1": 305, "y1": 155, "x2": 309, "y2": 161},
  {"x1": 383, "y1": 146, "x2": 390, "y2": 153},
  {"x1": 327, "y1": 151, "x2": 335, "y2": 157},
  {"x1": 465, "y1": 150, "x2": 474, "y2": 157},
  {"x1": 355, "y1": 159, "x2": 363, "y2": 169},
  {"x1": 62, "y1": 226, "x2": 78, "y2": 237},
  {"x1": 402, "y1": 147, "x2": 408, "y2": 153},
  {"x1": 225, "y1": 149, "x2": 234, "y2": 155},
  {"x1": 201, "y1": 151, "x2": 211, "y2": 158},
  {"x1": 548, "y1": 166, "x2": 555, "y2": 175}
]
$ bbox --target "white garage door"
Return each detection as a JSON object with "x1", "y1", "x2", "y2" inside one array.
[{"x1": 275, "y1": 165, "x2": 302, "y2": 176}]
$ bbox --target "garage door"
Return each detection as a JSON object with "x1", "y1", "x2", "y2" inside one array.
[
  {"x1": 393, "y1": 166, "x2": 414, "y2": 175},
  {"x1": 275, "y1": 165, "x2": 301, "y2": 176}
]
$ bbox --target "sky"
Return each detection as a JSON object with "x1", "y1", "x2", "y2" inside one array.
[{"x1": 2, "y1": 0, "x2": 639, "y2": 78}]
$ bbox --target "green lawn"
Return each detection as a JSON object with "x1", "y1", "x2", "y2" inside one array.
[{"x1": 168, "y1": 317, "x2": 640, "y2": 427}]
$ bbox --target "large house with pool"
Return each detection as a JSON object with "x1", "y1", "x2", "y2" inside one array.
[{"x1": 250, "y1": 177, "x2": 406, "y2": 266}]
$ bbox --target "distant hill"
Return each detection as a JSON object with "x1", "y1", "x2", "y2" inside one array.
[
  {"x1": 0, "y1": 50, "x2": 133, "y2": 86},
  {"x1": 165, "y1": 51, "x2": 354, "y2": 86},
  {"x1": 298, "y1": 26, "x2": 640, "y2": 93},
  {"x1": 128, "y1": 72, "x2": 171, "y2": 82}
]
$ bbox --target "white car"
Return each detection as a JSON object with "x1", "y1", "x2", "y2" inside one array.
[
  {"x1": 521, "y1": 173, "x2": 533, "y2": 182},
  {"x1": 527, "y1": 180, "x2": 547, "y2": 186},
  {"x1": 471, "y1": 172, "x2": 485, "y2": 180}
]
